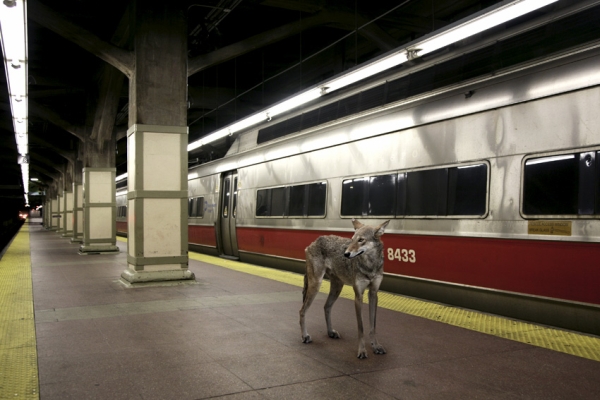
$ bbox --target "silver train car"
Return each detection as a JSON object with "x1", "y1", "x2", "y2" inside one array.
[{"x1": 118, "y1": 43, "x2": 600, "y2": 335}]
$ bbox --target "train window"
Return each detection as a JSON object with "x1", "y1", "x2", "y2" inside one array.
[
  {"x1": 368, "y1": 175, "x2": 396, "y2": 216},
  {"x1": 270, "y1": 187, "x2": 286, "y2": 216},
  {"x1": 307, "y1": 182, "x2": 327, "y2": 216},
  {"x1": 258, "y1": 182, "x2": 327, "y2": 218},
  {"x1": 188, "y1": 197, "x2": 204, "y2": 218},
  {"x1": 117, "y1": 206, "x2": 127, "y2": 218},
  {"x1": 406, "y1": 169, "x2": 448, "y2": 216},
  {"x1": 196, "y1": 197, "x2": 205, "y2": 218},
  {"x1": 288, "y1": 185, "x2": 306, "y2": 216},
  {"x1": 256, "y1": 187, "x2": 286, "y2": 217},
  {"x1": 447, "y1": 164, "x2": 488, "y2": 216},
  {"x1": 232, "y1": 179, "x2": 238, "y2": 219},
  {"x1": 341, "y1": 178, "x2": 367, "y2": 216},
  {"x1": 222, "y1": 178, "x2": 231, "y2": 218},
  {"x1": 523, "y1": 151, "x2": 600, "y2": 216},
  {"x1": 191, "y1": 198, "x2": 198, "y2": 217},
  {"x1": 341, "y1": 175, "x2": 395, "y2": 216},
  {"x1": 396, "y1": 173, "x2": 407, "y2": 215},
  {"x1": 342, "y1": 163, "x2": 488, "y2": 218}
]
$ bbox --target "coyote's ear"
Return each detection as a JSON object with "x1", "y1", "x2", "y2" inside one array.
[
  {"x1": 351, "y1": 218, "x2": 364, "y2": 230},
  {"x1": 374, "y1": 220, "x2": 390, "y2": 238}
]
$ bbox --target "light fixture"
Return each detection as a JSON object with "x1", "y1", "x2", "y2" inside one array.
[
  {"x1": 323, "y1": 53, "x2": 408, "y2": 94},
  {"x1": 267, "y1": 88, "x2": 322, "y2": 117},
  {"x1": 406, "y1": 0, "x2": 558, "y2": 57},
  {"x1": 115, "y1": 173, "x2": 128, "y2": 182},
  {"x1": 187, "y1": 0, "x2": 557, "y2": 151},
  {"x1": 0, "y1": 0, "x2": 28, "y2": 202}
]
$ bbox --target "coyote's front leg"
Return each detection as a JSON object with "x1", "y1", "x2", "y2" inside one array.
[{"x1": 368, "y1": 279, "x2": 386, "y2": 355}]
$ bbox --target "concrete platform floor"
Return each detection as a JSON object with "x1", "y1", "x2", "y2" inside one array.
[{"x1": 29, "y1": 225, "x2": 600, "y2": 399}]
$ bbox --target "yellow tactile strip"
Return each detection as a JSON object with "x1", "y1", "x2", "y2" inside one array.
[
  {"x1": 0, "y1": 224, "x2": 39, "y2": 399},
  {"x1": 189, "y1": 252, "x2": 600, "y2": 362}
]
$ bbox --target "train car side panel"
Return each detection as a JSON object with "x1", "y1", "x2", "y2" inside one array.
[
  {"x1": 189, "y1": 225, "x2": 217, "y2": 247},
  {"x1": 237, "y1": 226, "x2": 600, "y2": 305}
]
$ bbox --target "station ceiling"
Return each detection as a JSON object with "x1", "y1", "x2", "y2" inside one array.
[{"x1": 1, "y1": 0, "x2": 598, "y2": 211}]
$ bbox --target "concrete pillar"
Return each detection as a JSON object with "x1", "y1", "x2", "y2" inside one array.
[
  {"x1": 71, "y1": 181, "x2": 84, "y2": 243},
  {"x1": 122, "y1": 125, "x2": 190, "y2": 283},
  {"x1": 61, "y1": 189, "x2": 74, "y2": 238},
  {"x1": 79, "y1": 168, "x2": 119, "y2": 254},
  {"x1": 43, "y1": 199, "x2": 50, "y2": 229},
  {"x1": 79, "y1": 64, "x2": 120, "y2": 254},
  {"x1": 57, "y1": 191, "x2": 65, "y2": 235},
  {"x1": 50, "y1": 196, "x2": 59, "y2": 231},
  {"x1": 121, "y1": 2, "x2": 193, "y2": 285}
]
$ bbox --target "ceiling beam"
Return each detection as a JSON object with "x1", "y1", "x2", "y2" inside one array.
[
  {"x1": 28, "y1": 0, "x2": 134, "y2": 78},
  {"x1": 29, "y1": 101, "x2": 85, "y2": 142},
  {"x1": 188, "y1": 9, "x2": 398, "y2": 77},
  {"x1": 29, "y1": 135, "x2": 76, "y2": 164}
]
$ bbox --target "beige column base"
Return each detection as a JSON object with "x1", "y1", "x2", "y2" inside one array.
[
  {"x1": 79, "y1": 243, "x2": 120, "y2": 255},
  {"x1": 120, "y1": 268, "x2": 195, "y2": 284}
]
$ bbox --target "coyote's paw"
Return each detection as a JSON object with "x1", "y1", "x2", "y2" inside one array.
[
  {"x1": 302, "y1": 334, "x2": 312, "y2": 344},
  {"x1": 357, "y1": 349, "x2": 368, "y2": 359},
  {"x1": 328, "y1": 329, "x2": 341, "y2": 339},
  {"x1": 372, "y1": 344, "x2": 386, "y2": 355}
]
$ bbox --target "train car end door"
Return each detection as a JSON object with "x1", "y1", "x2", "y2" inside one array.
[{"x1": 219, "y1": 171, "x2": 239, "y2": 259}]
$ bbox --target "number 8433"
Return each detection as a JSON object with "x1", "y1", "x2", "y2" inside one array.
[{"x1": 386, "y1": 248, "x2": 416, "y2": 263}]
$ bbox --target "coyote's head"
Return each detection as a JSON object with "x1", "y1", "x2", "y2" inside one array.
[{"x1": 344, "y1": 219, "x2": 390, "y2": 259}]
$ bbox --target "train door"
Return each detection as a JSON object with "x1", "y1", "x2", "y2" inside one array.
[{"x1": 219, "y1": 171, "x2": 239, "y2": 258}]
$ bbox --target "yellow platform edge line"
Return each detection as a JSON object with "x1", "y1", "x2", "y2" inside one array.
[
  {"x1": 188, "y1": 251, "x2": 600, "y2": 362},
  {"x1": 0, "y1": 223, "x2": 40, "y2": 399}
]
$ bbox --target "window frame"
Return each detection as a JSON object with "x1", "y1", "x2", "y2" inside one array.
[
  {"x1": 188, "y1": 196, "x2": 205, "y2": 219},
  {"x1": 520, "y1": 148, "x2": 600, "y2": 219},
  {"x1": 340, "y1": 160, "x2": 490, "y2": 219},
  {"x1": 255, "y1": 181, "x2": 328, "y2": 219}
]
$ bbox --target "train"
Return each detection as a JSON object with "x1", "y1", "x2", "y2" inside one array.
[{"x1": 117, "y1": 41, "x2": 600, "y2": 336}]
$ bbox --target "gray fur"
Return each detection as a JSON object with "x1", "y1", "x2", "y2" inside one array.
[{"x1": 299, "y1": 219, "x2": 390, "y2": 359}]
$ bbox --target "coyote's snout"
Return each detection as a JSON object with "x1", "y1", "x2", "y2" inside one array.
[{"x1": 299, "y1": 219, "x2": 390, "y2": 359}]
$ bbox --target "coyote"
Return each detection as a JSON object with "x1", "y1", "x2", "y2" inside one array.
[{"x1": 299, "y1": 219, "x2": 390, "y2": 359}]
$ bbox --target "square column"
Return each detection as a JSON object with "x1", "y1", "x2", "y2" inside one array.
[
  {"x1": 61, "y1": 190, "x2": 74, "y2": 238},
  {"x1": 43, "y1": 199, "x2": 49, "y2": 229},
  {"x1": 79, "y1": 168, "x2": 119, "y2": 254},
  {"x1": 50, "y1": 197, "x2": 59, "y2": 231},
  {"x1": 71, "y1": 182, "x2": 84, "y2": 243},
  {"x1": 121, "y1": 124, "x2": 193, "y2": 284},
  {"x1": 58, "y1": 192, "x2": 66, "y2": 235}
]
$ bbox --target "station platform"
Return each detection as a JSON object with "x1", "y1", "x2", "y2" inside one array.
[{"x1": 2, "y1": 222, "x2": 600, "y2": 399}]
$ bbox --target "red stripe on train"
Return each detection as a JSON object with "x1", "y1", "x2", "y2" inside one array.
[
  {"x1": 236, "y1": 226, "x2": 600, "y2": 305},
  {"x1": 116, "y1": 221, "x2": 127, "y2": 234},
  {"x1": 189, "y1": 224, "x2": 217, "y2": 247}
]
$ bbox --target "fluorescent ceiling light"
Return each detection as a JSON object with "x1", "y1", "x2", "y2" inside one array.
[
  {"x1": 6, "y1": 64, "x2": 27, "y2": 96},
  {"x1": 200, "y1": 127, "x2": 230, "y2": 146},
  {"x1": 1, "y1": 0, "x2": 29, "y2": 203},
  {"x1": 408, "y1": 0, "x2": 558, "y2": 57},
  {"x1": 324, "y1": 53, "x2": 408, "y2": 93},
  {"x1": 115, "y1": 173, "x2": 128, "y2": 182},
  {"x1": 229, "y1": 112, "x2": 267, "y2": 133},
  {"x1": 0, "y1": 1, "x2": 26, "y2": 61},
  {"x1": 189, "y1": 0, "x2": 557, "y2": 152},
  {"x1": 15, "y1": 132, "x2": 27, "y2": 146},
  {"x1": 267, "y1": 88, "x2": 322, "y2": 117},
  {"x1": 10, "y1": 96, "x2": 26, "y2": 119}
]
